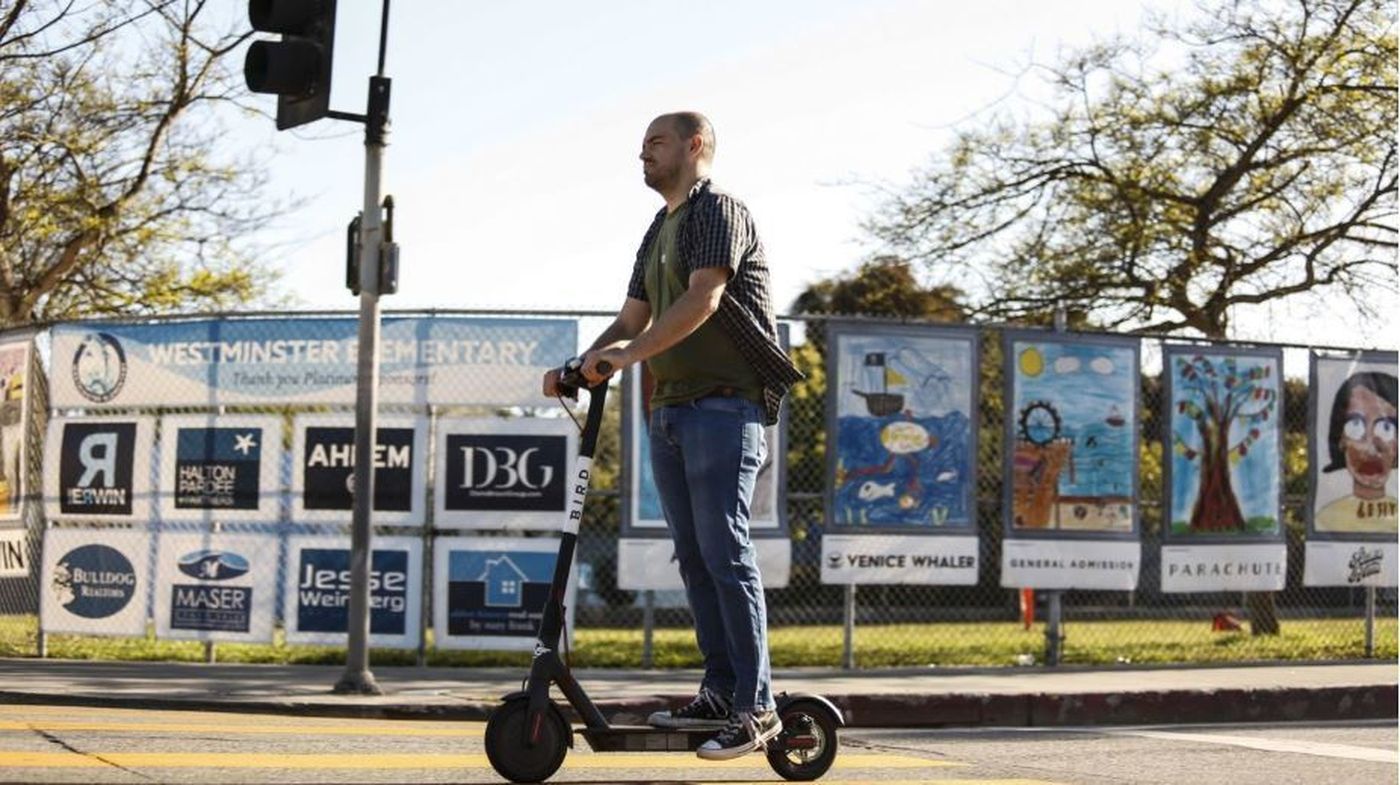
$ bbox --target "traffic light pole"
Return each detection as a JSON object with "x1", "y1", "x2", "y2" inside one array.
[
  {"x1": 244, "y1": 0, "x2": 394, "y2": 695},
  {"x1": 333, "y1": 14, "x2": 393, "y2": 697}
]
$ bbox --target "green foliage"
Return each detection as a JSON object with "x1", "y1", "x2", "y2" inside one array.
[
  {"x1": 865, "y1": 0, "x2": 1397, "y2": 339},
  {"x1": 0, "y1": 1, "x2": 280, "y2": 327},
  {"x1": 3, "y1": 614, "x2": 1392, "y2": 668},
  {"x1": 791, "y1": 255, "x2": 967, "y2": 326}
]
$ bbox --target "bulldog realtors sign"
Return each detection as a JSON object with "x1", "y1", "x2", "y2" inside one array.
[{"x1": 40, "y1": 528, "x2": 151, "y2": 636}]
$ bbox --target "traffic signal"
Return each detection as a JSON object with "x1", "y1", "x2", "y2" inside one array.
[{"x1": 244, "y1": 0, "x2": 338, "y2": 130}]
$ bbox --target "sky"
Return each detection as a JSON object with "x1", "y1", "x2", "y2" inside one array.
[{"x1": 225, "y1": 0, "x2": 1393, "y2": 350}]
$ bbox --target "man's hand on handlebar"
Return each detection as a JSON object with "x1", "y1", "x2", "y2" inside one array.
[
  {"x1": 543, "y1": 351, "x2": 622, "y2": 399},
  {"x1": 583, "y1": 348, "x2": 625, "y2": 384}
]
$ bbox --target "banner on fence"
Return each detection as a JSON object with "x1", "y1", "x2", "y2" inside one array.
[
  {"x1": 432, "y1": 536, "x2": 573, "y2": 651},
  {"x1": 51, "y1": 317, "x2": 576, "y2": 409},
  {"x1": 1304, "y1": 351, "x2": 1397, "y2": 587},
  {"x1": 621, "y1": 366, "x2": 785, "y2": 536},
  {"x1": 1306, "y1": 352, "x2": 1396, "y2": 534},
  {"x1": 826, "y1": 323, "x2": 978, "y2": 531},
  {"x1": 1164, "y1": 348, "x2": 1284, "y2": 540},
  {"x1": 291, "y1": 415, "x2": 427, "y2": 525},
  {"x1": 153, "y1": 532, "x2": 278, "y2": 642},
  {"x1": 433, "y1": 417, "x2": 576, "y2": 531},
  {"x1": 1160, "y1": 543, "x2": 1287, "y2": 592},
  {"x1": 282, "y1": 536, "x2": 422, "y2": 648},
  {"x1": 1004, "y1": 332, "x2": 1140, "y2": 536},
  {"x1": 0, "y1": 335, "x2": 31, "y2": 524},
  {"x1": 820, "y1": 533, "x2": 976, "y2": 585},
  {"x1": 1160, "y1": 347, "x2": 1284, "y2": 592},
  {"x1": 40, "y1": 528, "x2": 151, "y2": 636},
  {"x1": 818, "y1": 324, "x2": 978, "y2": 587},
  {"x1": 0, "y1": 529, "x2": 28, "y2": 578},
  {"x1": 44, "y1": 417, "x2": 155, "y2": 522},
  {"x1": 616, "y1": 537, "x2": 791, "y2": 590},
  {"x1": 999, "y1": 539, "x2": 1141, "y2": 590},
  {"x1": 158, "y1": 415, "x2": 284, "y2": 524},
  {"x1": 1000, "y1": 332, "x2": 1140, "y2": 590}
]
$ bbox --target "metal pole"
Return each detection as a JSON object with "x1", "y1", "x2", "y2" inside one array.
[
  {"x1": 641, "y1": 590, "x2": 654, "y2": 668},
  {"x1": 1364, "y1": 585, "x2": 1376, "y2": 658},
  {"x1": 334, "y1": 74, "x2": 390, "y2": 696},
  {"x1": 1045, "y1": 590, "x2": 1063, "y2": 666},
  {"x1": 842, "y1": 584, "x2": 856, "y2": 670}
]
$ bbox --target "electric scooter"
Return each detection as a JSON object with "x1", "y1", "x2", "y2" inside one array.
[{"x1": 484, "y1": 357, "x2": 843, "y2": 783}]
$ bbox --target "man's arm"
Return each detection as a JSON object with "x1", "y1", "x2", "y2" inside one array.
[
  {"x1": 588, "y1": 297, "x2": 651, "y2": 353},
  {"x1": 541, "y1": 297, "x2": 651, "y2": 396},
  {"x1": 584, "y1": 267, "x2": 727, "y2": 382}
]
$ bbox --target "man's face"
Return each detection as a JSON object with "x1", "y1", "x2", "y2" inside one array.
[
  {"x1": 1342, "y1": 384, "x2": 1398, "y2": 496},
  {"x1": 640, "y1": 118, "x2": 688, "y2": 192}
]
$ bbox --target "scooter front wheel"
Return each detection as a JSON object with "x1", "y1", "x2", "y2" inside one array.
[
  {"x1": 484, "y1": 696, "x2": 569, "y2": 783},
  {"x1": 766, "y1": 698, "x2": 839, "y2": 781}
]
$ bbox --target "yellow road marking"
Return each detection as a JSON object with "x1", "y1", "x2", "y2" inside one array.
[
  {"x1": 0, "y1": 720, "x2": 480, "y2": 737},
  {"x1": 0, "y1": 751, "x2": 952, "y2": 770},
  {"x1": 0, "y1": 705, "x2": 466, "y2": 728}
]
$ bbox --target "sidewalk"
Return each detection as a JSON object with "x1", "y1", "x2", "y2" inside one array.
[{"x1": 0, "y1": 658, "x2": 1392, "y2": 728}]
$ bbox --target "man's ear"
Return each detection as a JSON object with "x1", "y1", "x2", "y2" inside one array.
[{"x1": 688, "y1": 134, "x2": 704, "y2": 159}]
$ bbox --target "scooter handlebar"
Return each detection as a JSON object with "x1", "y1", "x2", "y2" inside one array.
[{"x1": 556, "y1": 357, "x2": 613, "y2": 399}]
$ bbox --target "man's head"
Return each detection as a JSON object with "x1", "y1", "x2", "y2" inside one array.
[{"x1": 640, "y1": 112, "x2": 715, "y2": 195}]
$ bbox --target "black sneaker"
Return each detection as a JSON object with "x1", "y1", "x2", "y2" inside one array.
[
  {"x1": 696, "y1": 710, "x2": 782, "y2": 760},
  {"x1": 647, "y1": 686, "x2": 732, "y2": 729}
]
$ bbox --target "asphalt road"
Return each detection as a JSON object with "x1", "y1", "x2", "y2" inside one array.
[{"x1": 0, "y1": 702, "x2": 1393, "y2": 784}]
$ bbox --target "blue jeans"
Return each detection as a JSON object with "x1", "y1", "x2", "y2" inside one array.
[{"x1": 649, "y1": 395, "x2": 773, "y2": 713}]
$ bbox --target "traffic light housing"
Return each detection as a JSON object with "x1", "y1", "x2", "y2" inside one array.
[{"x1": 244, "y1": 0, "x2": 338, "y2": 130}]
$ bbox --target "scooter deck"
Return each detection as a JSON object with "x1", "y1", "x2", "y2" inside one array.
[{"x1": 577, "y1": 725, "x2": 719, "y2": 752}]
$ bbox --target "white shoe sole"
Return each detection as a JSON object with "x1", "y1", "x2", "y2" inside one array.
[{"x1": 695, "y1": 720, "x2": 783, "y2": 760}]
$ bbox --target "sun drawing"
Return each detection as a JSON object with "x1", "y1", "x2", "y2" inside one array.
[{"x1": 1018, "y1": 347, "x2": 1044, "y2": 377}]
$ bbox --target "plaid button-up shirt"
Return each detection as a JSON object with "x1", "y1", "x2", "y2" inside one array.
[{"x1": 626, "y1": 178, "x2": 803, "y2": 425}]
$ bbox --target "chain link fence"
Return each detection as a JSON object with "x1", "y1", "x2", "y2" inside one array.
[{"x1": 0, "y1": 310, "x2": 1394, "y2": 668}]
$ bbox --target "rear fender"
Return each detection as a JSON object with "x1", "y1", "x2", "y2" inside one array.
[{"x1": 776, "y1": 692, "x2": 846, "y2": 727}]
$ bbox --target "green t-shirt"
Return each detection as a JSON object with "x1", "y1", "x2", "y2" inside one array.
[{"x1": 643, "y1": 204, "x2": 764, "y2": 407}]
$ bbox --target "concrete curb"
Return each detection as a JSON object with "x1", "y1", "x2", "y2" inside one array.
[
  {"x1": 3, "y1": 684, "x2": 1393, "y2": 728},
  {"x1": 835, "y1": 684, "x2": 1398, "y2": 727}
]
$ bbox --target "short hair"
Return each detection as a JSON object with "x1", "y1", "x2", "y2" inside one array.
[
  {"x1": 665, "y1": 112, "x2": 715, "y2": 162},
  {"x1": 1323, "y1": 370, "x2": 1398, "y2": 472}
]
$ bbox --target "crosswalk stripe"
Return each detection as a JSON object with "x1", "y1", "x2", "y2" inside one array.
[
  {"x1": 709, "y1": 781, "x2": 1063, "y2": 785},
  {"x1": 1107, "y1": 729, "x2": 1399, "y2": 764},
  {"x1": 0, "y1": 720, "x2": 481, "y2": 737},
  {"x1": 0, "y1": 751, "x2": 952, "y2": 769}
]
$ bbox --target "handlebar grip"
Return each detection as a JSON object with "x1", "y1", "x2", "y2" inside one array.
[{"x1": 558, "y1": 356, "x2": 614, "y2": 397}]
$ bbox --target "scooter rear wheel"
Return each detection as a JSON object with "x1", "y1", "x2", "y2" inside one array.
[
  {"x1": 484, "y1": 696, "x2": 569, "y2": 783},
  {"x1": 766, "y1": 698, "x2": 840, "y2": 781}
]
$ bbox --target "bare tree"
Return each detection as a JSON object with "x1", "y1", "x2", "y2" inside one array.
[
  {"x1": 864, "y1": 0, "x2": 1397, "y2": 340},
  {"x1": 0, "y1": 0, "x2": 281, "y2": 328}
]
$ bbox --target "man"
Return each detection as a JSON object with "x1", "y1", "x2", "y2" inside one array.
[{"x1": 541, "y1": 112, "x2": 802, "y2": 759}]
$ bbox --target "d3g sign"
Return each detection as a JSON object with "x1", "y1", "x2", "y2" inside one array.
[
  {"x1": 451, "y1": 436, "x2": 564, "y2": 501},
  {"x1": 434, "y1": 418, "x2": 576, "y2": 531}
]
